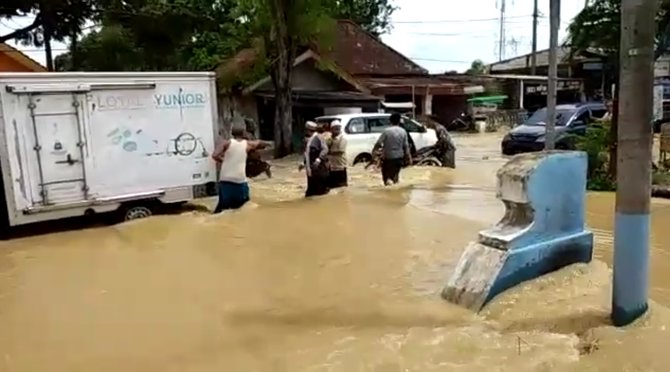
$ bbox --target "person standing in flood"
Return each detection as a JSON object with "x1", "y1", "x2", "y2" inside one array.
[
  {"x1": 372, "y1": 113, "x2": 412, "y2": 186},
  {"x1": 304, "y1": 121, "x2": 330, "y2": 197},
  {"x1": 211, "y1": 127, "x2": 269, "y2": 213},
  {"x1": 327, "y1": 120, "x2": 348, "y2": 188},
  {"x1": 426, "y1": 121, "x2": 456, "y2": 168}
]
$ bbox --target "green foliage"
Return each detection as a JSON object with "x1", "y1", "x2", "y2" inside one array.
[
  {"x1": 55, "y1": 25, "x2": 143, "y2": 71},
  {"x1": 54, "y1": 0, "x2": 249, "y2": 71},
  {"x1": 652, "y1": 169, "x2": 670, "y2": 186},
  {"x1": 329, "y1": 0, "x2": 395, "y2": 36},
  {"x1": 466, "y1": 59, "x2": 486, "y2": 75},
  {"x1": 567, "y1": 0, "x2": 670, "y2": 60},
  {"x1": 573, "y1": 120, "x2": 616, "y2": 191},
  {"x1": 1, "y1": 0, "x2": 96, "y2": 43}
]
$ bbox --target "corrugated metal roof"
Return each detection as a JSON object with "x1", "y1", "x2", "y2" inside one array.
[
  {"x1": 487, "y1": 47, "x2": 601, "y2": 72},
  {"x1": 359, "y1": 76, "x2": 463, "y2": 88}
]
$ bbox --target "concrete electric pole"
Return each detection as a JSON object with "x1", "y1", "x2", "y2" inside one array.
[
  {"x1": 612, "y1": 0, "x2": 657, "y2": 327},
  {"x1": 530, "y1": 0, "x2": 539, "y2": 75},
  {"x1": 545, "y1": 0, "x2": 560, "y2": 150}
]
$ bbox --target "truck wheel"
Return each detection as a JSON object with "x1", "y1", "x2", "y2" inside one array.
[{"x1": 122, "y1": 204, "x2": 153, "y2": 221}]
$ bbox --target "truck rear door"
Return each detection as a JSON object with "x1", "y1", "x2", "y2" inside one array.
[{"x1": 21, "y1": 92, "x2": 89, "y2": 206}]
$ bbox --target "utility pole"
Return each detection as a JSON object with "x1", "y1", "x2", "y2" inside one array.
[
  {"x1": 545, "y1": 0, "x2": 560, "y2": 150},
  {"x1": 612, "y1": 0, "x2": 657, "y2": 327},
  {"x1": 530, "y1": 0, "x2": 539, "y2": 75},
  {"x1": 498, "y1": 0, "x2": 506, "y2": 61}
]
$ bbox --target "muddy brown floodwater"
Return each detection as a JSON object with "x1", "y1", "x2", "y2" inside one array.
[{"x1": 1, "y1": 132, "x2": 670, "y2": 371}]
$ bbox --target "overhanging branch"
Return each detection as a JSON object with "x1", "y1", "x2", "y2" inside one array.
[{"x1": 0, "y1": 15, "x2": 42, "y2": 43}]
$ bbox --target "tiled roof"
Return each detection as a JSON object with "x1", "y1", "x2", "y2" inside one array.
[
  {"x1": 318, "y1": 20, "x2": 428, "y2": 76},
  {"x1": 216, "y1": 20, "x2": 428, "y2": 79}
]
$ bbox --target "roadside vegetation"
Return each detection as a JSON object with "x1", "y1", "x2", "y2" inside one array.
[
  {"x1": 573, "y1": 121, "x2": 616, "y2": 191},
  {"x1": 574, "y1": 120, "x2": 670, "y2": 194}
]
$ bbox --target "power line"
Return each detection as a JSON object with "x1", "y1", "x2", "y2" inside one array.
[
  {"x1": 409, "y1": 57, "x2": 473, "y2": 64},
  {"x1": 392, "y1": 15, "x2": 534, "y2": 24}
]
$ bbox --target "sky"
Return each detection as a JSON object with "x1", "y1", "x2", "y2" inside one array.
[{"x1": 0, "y1": 0, "x2": 587, "y2": 73}]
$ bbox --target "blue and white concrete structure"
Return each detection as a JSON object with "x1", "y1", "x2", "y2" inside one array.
[
  {"x1": 442, "y1": 151, "x2": 594, "y2": 311},
  {"x1": 612, "y1": 212, "x2": 650, "y2": 326}
]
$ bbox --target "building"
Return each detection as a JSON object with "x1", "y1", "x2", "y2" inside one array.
[
  {"x1": 0, "y1": 43, "x2": 47, "y2": 72},
  {"x1": 216, "y1": 20, "x2": 482, "y2": 144},
  {"x1": 486, "y1": 47, "x2": 613, "y2": 110}
]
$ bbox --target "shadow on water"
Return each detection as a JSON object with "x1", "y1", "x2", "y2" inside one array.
[{"x1": 1, "y1": 203, "x2": 208, "y2": 240}]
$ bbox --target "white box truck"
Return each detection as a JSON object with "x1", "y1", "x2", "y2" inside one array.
[{"x1": 0, "y1": 72, "x2": 219, "y2": 228}]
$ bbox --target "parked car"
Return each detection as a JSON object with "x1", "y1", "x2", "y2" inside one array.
[
  {"x1": 501, "y1": 102, "x2": 608, "y2": 155},
  {"x1": 315, "y1": 113, "x2": 438, "y2": 165}
]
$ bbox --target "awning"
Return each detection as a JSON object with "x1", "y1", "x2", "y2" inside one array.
[
  {"x1": 467, "y1": 95, "x2": 508, "y2": 104},
  {"x1": 381, "y1": 101, "x2": 415, "y2": 109},
  {"x1": 255, "y1": 90, "x2": 381, "y2": 103}
]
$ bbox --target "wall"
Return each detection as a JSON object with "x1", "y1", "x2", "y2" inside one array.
[
  {"x1": 0, "y1": 53, "x2": 35, "y2": 72},
  {"x1": 217, "y1": 94, "x2": 259, "y2": 138},
  {"x1": 255, "y1": 59, "x2": 350, "y2": 92},
  {"x1": 432, "y1": 95, "x2": 468, "y2": 125},
  {"x1": 324, "y1": 107, "x2": 362, "y2": 115}
]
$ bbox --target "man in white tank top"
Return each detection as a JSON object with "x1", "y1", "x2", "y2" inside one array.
[{"x1": 211, "y1": 127, "x2": 268, "y2": 213}]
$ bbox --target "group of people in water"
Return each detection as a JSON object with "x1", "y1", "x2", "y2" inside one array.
[{"x1": 211, "y1": 113, "x2": 456, "y2": 213}]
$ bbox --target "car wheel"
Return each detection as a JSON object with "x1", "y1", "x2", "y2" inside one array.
[
  {"x1": 417, "y1": 157, "x2": 442, "y2": 167},
  {"x1": 353, "y1": 153, "x2": 372, "y2": 165}
]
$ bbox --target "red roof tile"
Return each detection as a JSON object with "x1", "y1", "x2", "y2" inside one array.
[
  {"x1": 320, "y1": 20, "x2": 428, "y2": 76},
  {"x1": 216, "y1": 20, "x2": 428, "y2": 79}
]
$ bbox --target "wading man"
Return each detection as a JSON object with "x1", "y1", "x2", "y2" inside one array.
[
  {"x1": 211, "y1": 127, "x2": 269, "y2": 213},
  {"x1": 372, "y1": 113, "x2": 412, "y2": 186},
  {"x1": 327, "y1": 120, "x2": 348, "y2": 188},
  {"x1": 304, "y1": 121, "x2": 330, "y2": 197},
  {"x1": 427, "y1": 121, "x2": 457, "y2": 168}
]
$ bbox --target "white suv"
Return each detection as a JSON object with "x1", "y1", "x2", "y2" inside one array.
[{"x1": 315, "y1": 113, "x2": 438, "y2": 165}]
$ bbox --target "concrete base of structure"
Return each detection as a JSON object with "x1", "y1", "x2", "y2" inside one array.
[{"x1": 442, "y1": 151, "x2": 594, "y2": 311}]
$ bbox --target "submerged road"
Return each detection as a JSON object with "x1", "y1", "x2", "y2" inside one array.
[{"x1": 1, "y1": 132, "x2": 670, "y2": 371}]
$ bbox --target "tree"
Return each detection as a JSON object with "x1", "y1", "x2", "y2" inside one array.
[
  {"x1": 566, "y1": 0, "x2": 670, "y2": 178},
  {"x1": 1, "y1": 0, "x2": 96, "y2": 70},
  {"x1": 237, "y1": 0, "x2": 333, "y2": 158},
  {"x1": 330, "y1": 0, "x2": 395, "y2": 36},
  {"x1": 56, "y1": 0, "x2": 248, "y2": 71},
  {"x1": 465, "y1": 59, "x2": 486, "y2": 75}
]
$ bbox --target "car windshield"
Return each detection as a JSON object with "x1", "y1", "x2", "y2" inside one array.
[{"x1": 523, "y1": 108, "x2": 575, "y2": 126}]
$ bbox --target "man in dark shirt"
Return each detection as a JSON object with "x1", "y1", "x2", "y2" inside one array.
[
  {"x1": 372, "y1": 113, "x2": 412, "y2": 185},
  {"x1": 427, "y1": 121, "x2": 456, "y2": 168}
]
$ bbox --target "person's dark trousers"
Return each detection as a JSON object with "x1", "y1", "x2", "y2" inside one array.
[
  {"x1": 438, "y1": 146, "x2": 456, "y2": 168},
  {"x1": 213, "y1": 181, "x2": 250, "y2": 213},
  {"x1": 305, "y1": 174, "x2": 330, "y2": 197},
  {"x1": 328, "y1": 169, "x2": 348, "y2": 188},
  {"x1": 381, "y1": 158, "x2": 403, "y2": 185},
  {"x1": 305, "y1": 161, "x2": 330, "y2": 197}
]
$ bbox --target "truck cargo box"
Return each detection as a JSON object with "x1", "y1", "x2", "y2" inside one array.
[{"x1": 0, "y1": 72, "x2": 219, "y2": 227}]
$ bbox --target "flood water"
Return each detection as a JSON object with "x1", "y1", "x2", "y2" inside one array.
[{"x1": 1, "y1": 132, "x2": 670, "y2": 371}]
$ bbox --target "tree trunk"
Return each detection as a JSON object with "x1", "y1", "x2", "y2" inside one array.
[
  {"x1": 70, "y1": 31, "x2": 79, "y2": 71},
  {"x1": 44, "y1": 25, "x2": 54, "y2": 72},
  {"x1": 269, "y1": 0, "x2": 296, "y2": 159}
]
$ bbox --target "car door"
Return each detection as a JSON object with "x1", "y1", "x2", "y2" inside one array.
[
  {"x1": 402, "y1": 117, "x2": 432, "y2": 150},
  {"x1": 365, "y1": 116, "x2": 391, "y2": 151},
  {"x1": 569, "y1": 109, "x2": 591, "y2": 135},
  {"x1": 343, "y1": 116, "x2": 372, "y2": 164}
]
